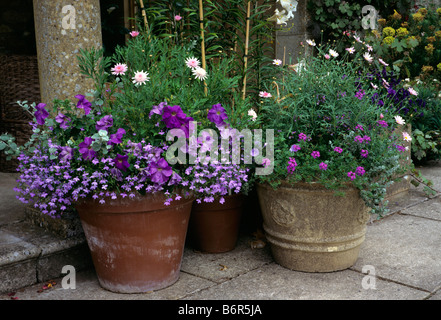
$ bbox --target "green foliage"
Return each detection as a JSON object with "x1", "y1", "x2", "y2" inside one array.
[
  {"x1": 410, "y1": 81, "x2": 441, "y2": 163},
  {"x1": 307, "y1": 0, "x2": 412, "y2": 52},
  {"x1": 133, "y1": 0, "x2": 277, "y2": 106},
  {"x1": 257, "y1": 44, "x2": 408, "y2": 217},
  {"x1": 366, "y1": 5, "x2": 441, "y2": 79}
]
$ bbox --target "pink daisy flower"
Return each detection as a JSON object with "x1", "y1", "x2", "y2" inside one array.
[
  {"x1": 185, "y1": 57, "x2": 200, "y2": 69},
  {"x1": 111, "y1": 63, "x2": 128, "y2": 76},
  {"x1": 259, "y1": 91, "x2": 272, "y2": 98}
]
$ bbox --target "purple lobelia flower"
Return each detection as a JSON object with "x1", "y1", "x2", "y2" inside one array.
[
  {"x1": 113, "y1": 154, "x2": 130, "y2": 171},
  {"x1": 162, "y1": 105, "x2": 187, "y2": 129},
  {"x1": 109, "y1": 128, "x2": 126, "y2": 145},
  {"x1": 55, "y1": 112, "x2": 70, "y2": 129},
  {"x1": 96, "y1": 115, "x2": 113, "y2": 131},
  {"x1": 207, "y1": 104, "x2": 228, "y2": 127},
  {"x1": 75, "y1": 94, "x2": 92, "y2": 115},
  {"x1": 149, "y1": 158, "x2": 173, "y2": 185},
  {"x1": 34, "y1": 103, "x2": 49, "y2": 126},
  {"x1": 78, "y1": 137, "x2": 96, "y2": 160}
]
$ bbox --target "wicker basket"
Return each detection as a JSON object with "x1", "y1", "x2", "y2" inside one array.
[{"x1": 0, "y1": 54, "x2": 40, "y2": 172}]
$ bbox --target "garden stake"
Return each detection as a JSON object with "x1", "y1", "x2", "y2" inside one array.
[
  {"x1": 242, "y1": 1, "x2": 251, "y2": 101},
  {"x1": 139, "y1": 0, "x2": 151, "y2": 41},
  {"x1": 199, "y1": 0, "x2": 208, "y2": 96}
]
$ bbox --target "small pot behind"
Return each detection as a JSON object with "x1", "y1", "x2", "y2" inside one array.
[{"x1": 188, "y1": 194, "x2": 244, "y2": 253}]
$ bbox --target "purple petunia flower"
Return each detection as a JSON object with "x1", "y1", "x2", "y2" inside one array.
[
  {"x1": 319, "y1": 162, "x2": 328, "y2": 170},
  {"x1": 78, "y1": 137, "x2": 96, "y2": 160},
  {"x1": 162, "y1": 105, "x2": 187, "y2": 129},
  {"x1": 109, "y1": 128, "x2": 126, "y2": 145},
  {"x1": 113, "y1": 154, "x2": 130, "y2": 172},
  {"x1": 96, "y1": 115, "x2": 113, "y2": 131},
  {"x1": 75, "y1": 94, "x2": 92, "y2": 115},
  {"x1": 149, "y1": 101, "x2": 167, "y2": 118},
  {"x1": 149, "y1": 158, "x2": 173, "y2": 185},
  {"x1": 55, "y1": 112, "x2": 70, "y2": 129},
  {"x1": 34, "y1": 103, "x2": 49, "y2": 126},
  {"x1": 207, "y1": 104, "x2": 228, "y2": 127}
]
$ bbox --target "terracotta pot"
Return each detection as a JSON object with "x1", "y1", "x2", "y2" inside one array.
[
  {"x1": 188, "y1": 194, "x2": 244, "y2": 253},
  {"x1": 257, "y1": 182, "x2": 370, "y2": 272},
  {"x1": 75, "y1": 192, "x2": 194, "y2": 293}
]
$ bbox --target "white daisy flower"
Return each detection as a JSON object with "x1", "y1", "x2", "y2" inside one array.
[
  {"x1": 192, "y1": 67, "x2": 208, "y2": 81},
  {"x1": 329, "y1": 49, "x2": 339, "y2": 58},
  {"x1": 132, "y1": 70, "x2": 149, "y2": 85},
  {"x1": 363, "y1": 52, "x2": 374, "y2": 63},
  {"x1": 395, "y1": 115, "x2": 405, "y2": 125}
]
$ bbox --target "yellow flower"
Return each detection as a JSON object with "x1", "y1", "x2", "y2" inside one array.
[
  {"x1": 383, "y1": 27, "x2": 396, "y2": 37},
  {"x1": 437, "y1": 8, "x2": 441, "y2": 15},
  {"x1": 413, "y1": 12, "x2": 424, "y2": 22},
  {"x1": 382, "y1": 36, "x2": 395, "y2": 45},
  {"x1": 435, "y1": 31, "x2": 441, "y2": 38},
  {"x1": 427, "y1": 36, "x2": 436, "y2": 43},
  {"x1": 422, "y1": 65, "x2": 434, "y2": 74},
  {"x1": 401, "y1": 22, "x2": 409, "y2": 28},
  {"x1": 392, "y1": 9, "x2": 402, "y2": 20},
  {"x1": 425, "y1": 43, "x2": 435, "y2": 55},
  {"x1": 378, "y1": 18, "x2": 387, "y2": 27},
  {"x1": 418, "y1": 8, "x2": 428, "y2": 16},
  {"x1": 437, "y1": 63, "x2": 441, "y2": 72},
  {"x1": 396, "y1": 27, "x2": 409, "y2": 37}
]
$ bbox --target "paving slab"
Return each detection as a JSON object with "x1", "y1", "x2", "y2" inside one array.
[
  {"x1": 401, "y1": 196, "x2": 441, "y2": 221},
  {"x1": 0, "y1": 268, "x2": 217, "y2": 300},
  {"x1": 181, "y1": 236, "x2": 273, "y2": 284},
  {"x1": 354, "y1": 213, "x2": 441, "y2": 293},
  {"x1": 183, "y1": 263, "x2": 428, "y2": 300}
]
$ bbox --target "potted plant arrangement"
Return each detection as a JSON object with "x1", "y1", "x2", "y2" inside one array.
[
  {"x1": 255, "y1": 41, "x2": 411, "y2": 272},
  {"x1": 8, "y1": 20, "x2": 256, "y2": 292}
]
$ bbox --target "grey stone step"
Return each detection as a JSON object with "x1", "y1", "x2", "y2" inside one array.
[{"x1": 0, "y1": 219, "x2": 92, "y2": 293}]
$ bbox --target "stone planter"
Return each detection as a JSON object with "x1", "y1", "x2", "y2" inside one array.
[
  {"x1": 386, "y1": 124, "x2": 412, "y2": 202},
  {"x1": 256, "y1": 182, "x2": 370, "y2": 272}
]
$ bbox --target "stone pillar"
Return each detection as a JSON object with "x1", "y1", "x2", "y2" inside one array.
[{"x1": 33, "y1": 0, "x2": 102, "y2": 105}]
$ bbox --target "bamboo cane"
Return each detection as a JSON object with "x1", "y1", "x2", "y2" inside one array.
[
  {"x1": 242, "y1": 1, "x2": 251, "y2": 101},
  {"x1": 138, "y1": 0, "x2": 151, "y2": 40},
  {"x1": 199, "y1": 0, "x2": 207, "y2": 96}
]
